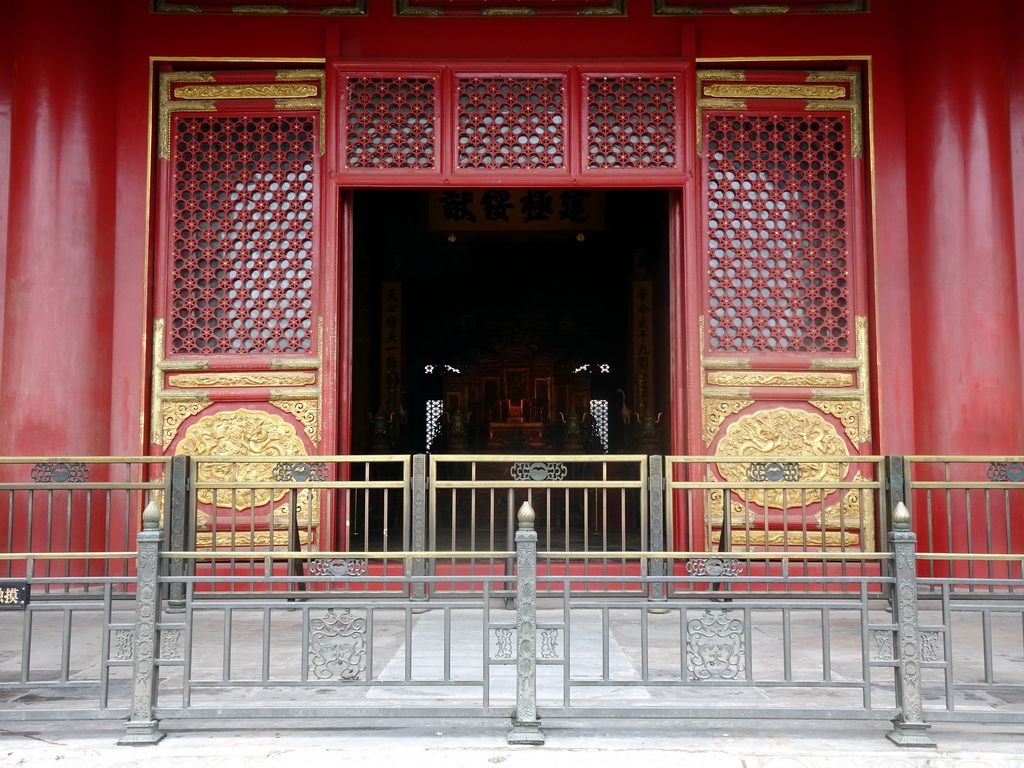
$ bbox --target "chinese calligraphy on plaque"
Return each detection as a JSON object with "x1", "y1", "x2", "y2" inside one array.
[{"x1": 430, "y1": 190, "x2": 605, "y2": 231}]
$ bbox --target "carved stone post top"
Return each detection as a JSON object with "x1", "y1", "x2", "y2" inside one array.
[{"x1": 517, "y1": 501, "x2": 536, "y2": 530}]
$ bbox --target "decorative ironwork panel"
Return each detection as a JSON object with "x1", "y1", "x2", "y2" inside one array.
[
  {"x1": 31, "y1": 463, "x2": 90, "y2": 483},
  {"x1": 307, "y1": 558, "x2": 369, "y2": 577},
  {"x1": 746, "y1": 461, "x2": 801, "y2": 483},
  {"x1": 113, "y1": 629, "x2": 135, "y2": 661},
  {"x1": 687, "y1": 608, "x2": 745, "y2": 680},
  {"x1": 988, "y1": 462, "x2": 1024, "y2": 482},
  {"x1": 492, "y1": 627, "x2": 515, "y2": 660},
  {"x1": 872, "y1": 629, "x2": 894, "y2": 661},
  {"x1": 272, "y1": 461, "x2": 329, "y2": 482},
  {"x1": 343, "y1": 77, "x2": 436, "y2": 170},
  {"x1": 510, "y1": 462, "x2": 568, "y2": 481},
  {"x1": 686, "y1": 558, "x2": 743, "y2": 578},
  {"x1": 704, "y1": 113, "x2": 852, "y2": 352},
  {"x1": 308, "y1": 608, "x2": 368, "y2": 681},
  {"x1": 539, "y1": 627, "x2": 562, "y2": 660},
  {"x1": 456, "y1": 77, "x2": 566, "y2": 170},
  {"x1": 169, "y1": 114, "x2": 317, "y2": 354},
  {"x1": 159, "y1": 629, "x2": 183, "y2": 661},
  {"x1": 584, "y1": 76, "x2": 677, "y2": 169}
]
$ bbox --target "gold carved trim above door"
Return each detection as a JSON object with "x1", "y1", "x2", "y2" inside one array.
[
  {"x1": 707, "y1": 371, "x2": 853, "y2": 388},
  {"x1": 168, "y1": 372, "x2": 316, "y2": 388}
]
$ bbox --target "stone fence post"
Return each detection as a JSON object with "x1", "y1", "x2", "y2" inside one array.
[
  {"x1": 508, "y1": 501, "x2": 543, "y2": 745},
  {"x1": 886, "y1": 500, "x2": 935, "y2": 748},
  {"x1": 119, "y1": 501, "x2": 165, "y2": 745}
]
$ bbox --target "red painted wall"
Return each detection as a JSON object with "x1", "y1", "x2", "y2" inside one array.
[{"x1": 1, "y1": 0, "x2": 1021, "y2": 458}]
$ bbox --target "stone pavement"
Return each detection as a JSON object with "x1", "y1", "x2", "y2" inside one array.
[
  {"x1": 1, "y1": 716, "x2": 1024, "y2": 767},
  {"x1": 2, "y1": 593, "x2": 1023, "y2": 766}
]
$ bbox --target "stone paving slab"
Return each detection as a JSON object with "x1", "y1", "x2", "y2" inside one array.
[{"x1": 2, "y1": 717, "x2": 1024, "y2": 767}]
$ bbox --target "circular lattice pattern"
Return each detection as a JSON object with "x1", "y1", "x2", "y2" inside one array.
[
  {"x1": 715, "y1": 407, "x2": 848, "y2": 508},
  {"x1": 457, "y1": 77, "x2": 565, "y2": 170},
  {"x1": 705, "y1": 113, "x2": 850, "y2": 352},
  {"x1": 170, "y1": 115, "x2": 317, "y2": 353},
  {"x1": 345, "y1": 77, "x2": 436, "y2": 169},
  {"x1": 585, "y1": 76, "x2": 676, "y2": 169}
]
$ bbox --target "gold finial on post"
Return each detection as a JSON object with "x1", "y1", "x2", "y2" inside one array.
[
  {"x1": 142, "y1": 501, "x2": 162, "y2": 531},
  {"x1": 517, "y1": 501, "x2": 535, "y2": 529},
  {"x1": 892, "y1": 500, "x2": 911, "y2": 530}
]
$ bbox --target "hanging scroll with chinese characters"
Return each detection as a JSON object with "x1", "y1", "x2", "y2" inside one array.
[
  {"x1": 381, "y1": 282, "x2": 402, "y2": 416},
  {"x1": 631, "y1": 279, "x2": 654, "y2": 413}
]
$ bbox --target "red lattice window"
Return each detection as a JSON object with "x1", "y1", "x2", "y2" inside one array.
[
  {"x1": 169, "y1": 114, "x2": 317, "y2": 354},
  {"x1": 585, "y1": 76, "x2": 677, "y2": 169},
  {"x1": 456, "y1": 77, "x2": 565, "y2": 170},
  {"x1": 343, "y1": 77, "x2": 436, "y2": 170},
  {"x1": 704, "y1": 113, "x2": 851, "y2": 353}
]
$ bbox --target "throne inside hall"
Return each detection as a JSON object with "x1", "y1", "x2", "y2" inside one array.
[{"x1": 441, "y1": 336, "x2": 592, "y2": 452}]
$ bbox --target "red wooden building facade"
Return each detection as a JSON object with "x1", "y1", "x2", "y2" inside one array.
[{"x1": 0, "y1": 0, "x2": 1022, "y2": 550}]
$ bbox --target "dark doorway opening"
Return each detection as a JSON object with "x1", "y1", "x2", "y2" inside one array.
[{"x1": 350, "y1": 189, "x2": 671, "y2": 457}]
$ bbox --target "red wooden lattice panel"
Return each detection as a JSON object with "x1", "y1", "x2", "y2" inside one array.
[
  {"x1": 704, "y1": 113, "x2": 851, "y2": 353},
  {"x1": 332, "y1": 63, "x2": 692, "y2": 184},
  {"x1": 585, "y1": 76, "x2": 678, "y2": 170},
  {"x1": 343, "y1": 77, "x2": 436, "y2": 170},
  {"x1": 169, "y1": 114, "x2": 317, "y2": 354},
  {"x1": 456, "y1": 77, "x2": 566, "y2": 170}
]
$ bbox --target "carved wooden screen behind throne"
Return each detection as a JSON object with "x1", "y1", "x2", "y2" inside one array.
[
  {"x1": 695, "y1": 70, "x2": 874, "y2": 552},
  {"x1": 150, "y1": 69, "x2": 328, "y2": 550},
  {"x1": 442, "y1": 338, "x2": 588, "y2": 451}
]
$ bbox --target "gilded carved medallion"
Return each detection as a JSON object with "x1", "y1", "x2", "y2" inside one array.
[
  {"x1": 714, "y1": 407, "x2": 848, "y2": 508},
  {"x1": 175, "y1": 408, "x2": 308, "y2": 510}
]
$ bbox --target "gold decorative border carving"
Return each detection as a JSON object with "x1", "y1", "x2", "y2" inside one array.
[
  {"x1": 159, "y1": 69, "x2": 325, "y2": 161},
  {"x1": 168, "y1": 372, "x2": 315, "y2": 388},
  {"x1": 810, "y1": 399, "x2": 863, "y2": 445},
  {"x1": 711, "y1": 530, "x2": 859, "y2": 548},
  {"x1": 158, "y1": 71, "x2": 216, "y2": 160},
  {"x1": 174, "y1": 83, "x2": 317, "y2": 100},
  {"x1": 160, "y1": 400, "x2": 212, "y2": 448},
  {"x1": 708, "y1": 371, "x2": 853, "y2": 388},
  {"x1": 655, "y1": 0, "x2": 865, "y2": 14},
  {"x1": 697, "y1": 70, "x2": 863, "y2": 158},
  {"x1": 270, "y1": 398, "x2": 320, "y2": 444},
  {"x1": 155, "y1": 0, "x2": 366, "y2": 14},
  {"x1": 702, "y1": 398, "x2": 753, "y2": 446},
  {"x1": 731, "y1": 4, "x2": 788, "y2": 12},
  {"x1": 395, "y1": 0, "x2": 624, "y2": 16},
  {"x1": 702, "y1": 84, "x2": 845, "y2": 100},
  {"x1": 197, "y1": 530, "x2": 311, "y2": 549}
]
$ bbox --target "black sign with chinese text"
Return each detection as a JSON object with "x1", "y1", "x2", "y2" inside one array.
[
  {"x1": 0, "y1": 581, "x2": 28, "y2": 610},
  {"x1": 429, "y1": 190, "x2": 605, "y2": 231}
]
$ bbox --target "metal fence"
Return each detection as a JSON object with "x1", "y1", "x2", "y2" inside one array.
[
  {"x1": 903, "y1": 456, "x2": 1024, "y2": 590},
  {"x1": 1, "y1": 454, "x2": 1022, "y2": 749},
  {"x1": 0, "y1": 457, "x2": 169, "y2": 593},
  {"x1": 429, "y1": 454, "x2": 648, "y2": 596}
]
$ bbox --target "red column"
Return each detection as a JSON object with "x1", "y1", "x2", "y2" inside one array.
[
  {"x1": 903, "y1": 0, "x2": 1023, "y2": 456},
  {"x1": 0, "y1": 1, "x2": 117, "y2": 455}
]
